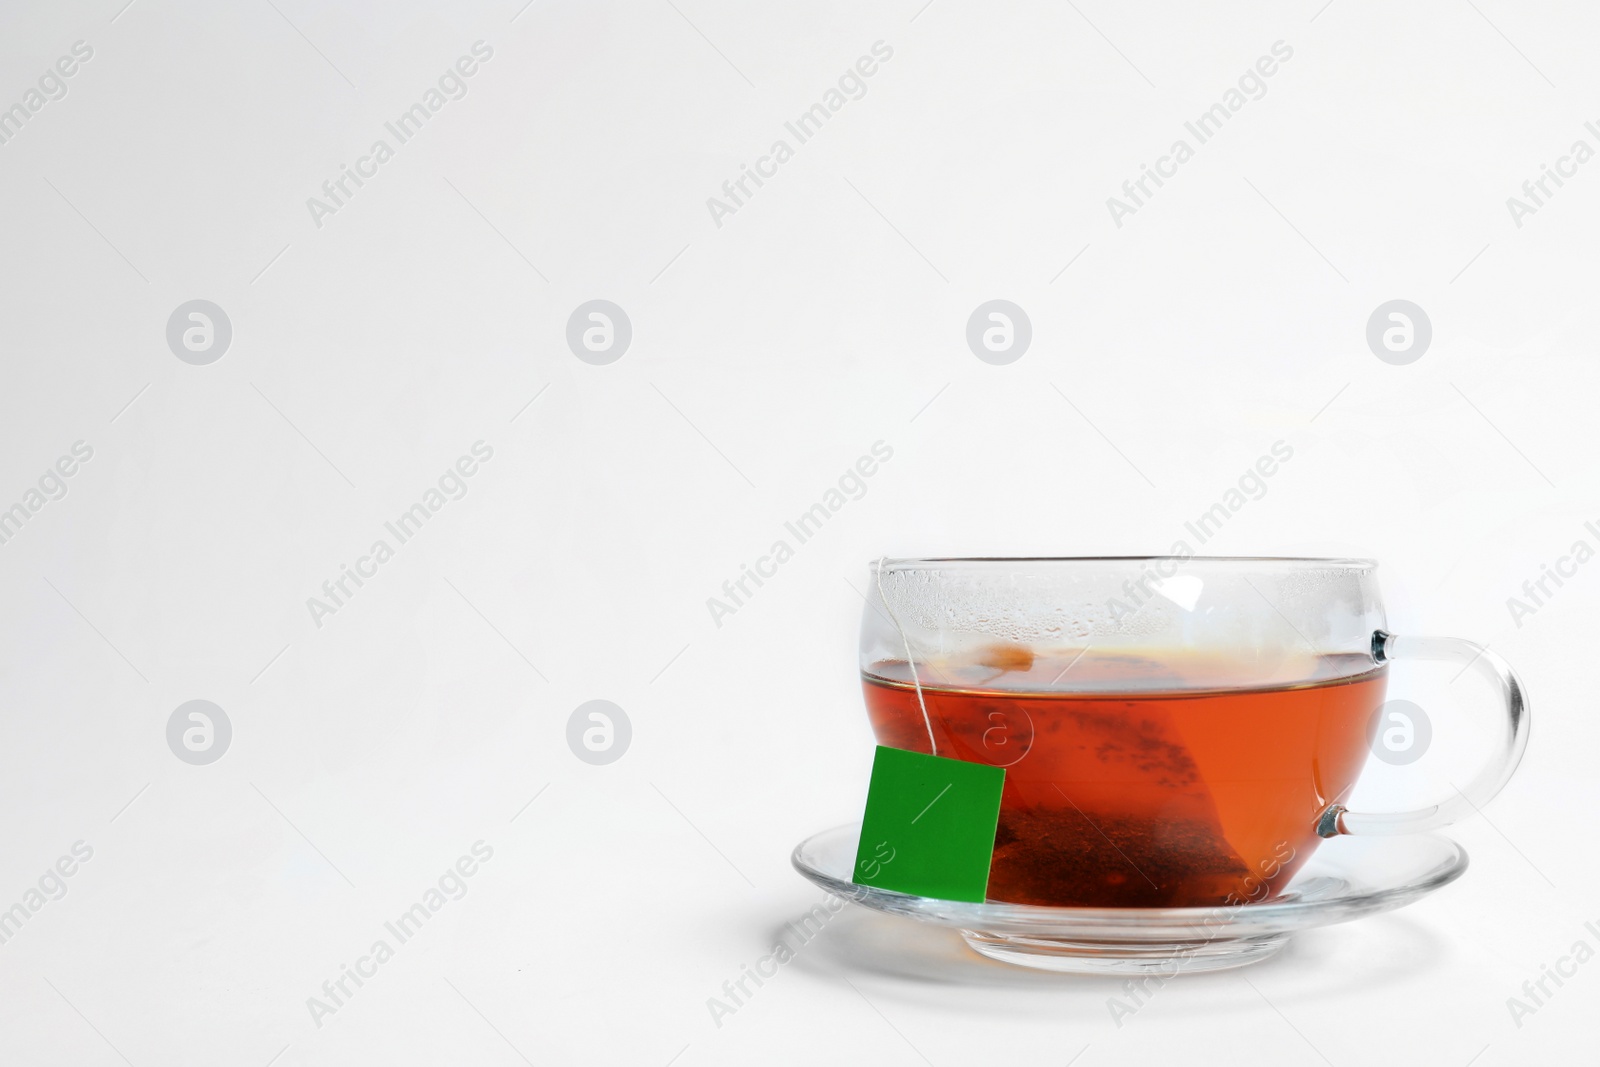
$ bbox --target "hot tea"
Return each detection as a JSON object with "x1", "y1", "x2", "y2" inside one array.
[{"x1": 861, "y1": 649, "x2": 1386, "y2": 908}]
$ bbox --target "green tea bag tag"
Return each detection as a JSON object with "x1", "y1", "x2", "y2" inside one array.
[{"x1": 852, "y1": 745, "x2": 1005, "y2": 902}]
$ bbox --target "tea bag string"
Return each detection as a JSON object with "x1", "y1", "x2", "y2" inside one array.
[{"x1": 874, "y1": 557, "x2": 938, "y2": 756}]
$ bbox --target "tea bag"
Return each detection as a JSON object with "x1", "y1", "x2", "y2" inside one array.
[{"x1": 984, "y1": 697, "x2": 1253, "y2": 908}]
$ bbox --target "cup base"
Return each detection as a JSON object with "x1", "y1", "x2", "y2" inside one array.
[
  {"x1": 959, "y1": 928, "x2": 1287, "y2": 974},
  {"x1": 792, "y1": 822, "x2": 1469, "y2": 974}
]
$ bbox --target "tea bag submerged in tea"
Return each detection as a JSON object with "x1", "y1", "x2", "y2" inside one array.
[
  {"x1": 984, "y1": 702, "x2": 1254, "y2": 907},
  {"x1": 989, "y1": 806, "x2": 1253, "y2": 908}
]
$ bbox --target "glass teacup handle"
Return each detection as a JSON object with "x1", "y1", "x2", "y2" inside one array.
[{"x1": 1317, "y1": 630, "x2": 1531, "y2": 837}]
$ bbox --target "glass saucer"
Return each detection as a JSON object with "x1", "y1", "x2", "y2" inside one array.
[{"x1": 791, "y1": 823, "x2": 1468, "y2": 974}]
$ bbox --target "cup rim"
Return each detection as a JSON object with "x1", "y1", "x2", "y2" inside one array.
[{"x1": 873, "y1": 555, "x2": 1377, "y2": 569}]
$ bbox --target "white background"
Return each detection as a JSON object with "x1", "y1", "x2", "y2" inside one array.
[{"x1": 0, "y1": 0, "x2": 1595, "y2": 1064}]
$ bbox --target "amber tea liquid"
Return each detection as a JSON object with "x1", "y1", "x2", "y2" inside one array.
[{"x1": 862, "y1": 650, "x2": 1386, "y2": 907}]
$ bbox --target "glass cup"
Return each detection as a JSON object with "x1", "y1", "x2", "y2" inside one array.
[{"x1": 859, "y1": 556, "x2": 1529, "y2": 908}]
